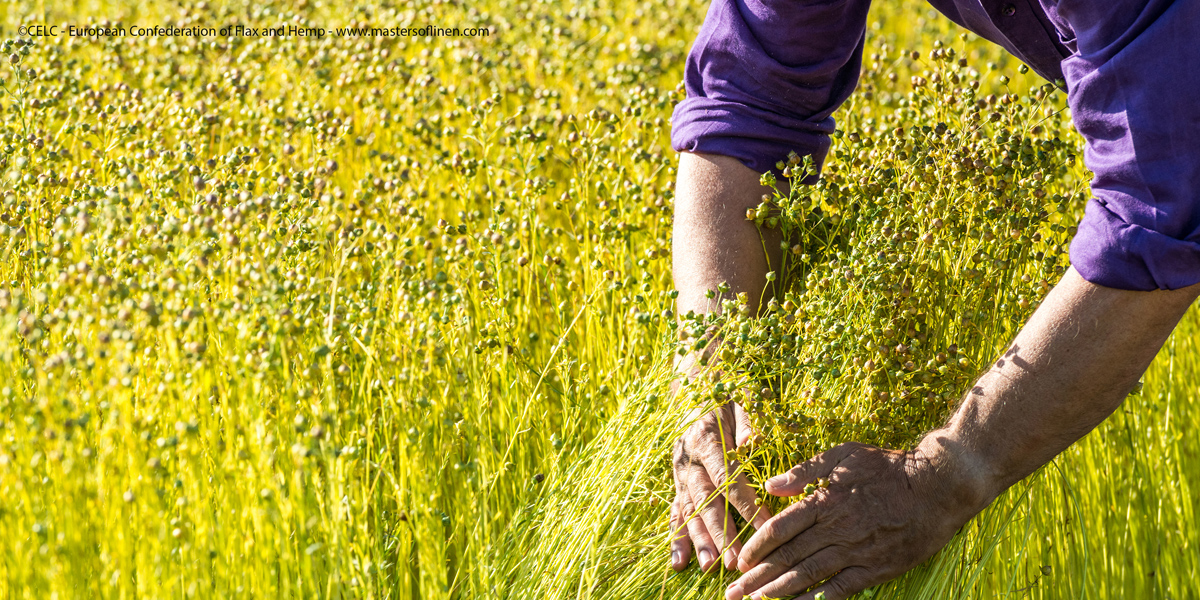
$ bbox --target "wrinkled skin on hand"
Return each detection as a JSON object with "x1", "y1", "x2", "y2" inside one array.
[
  {"x1": 670, "y1": 401, "x2": 773, "y2": 573},
  {"x1": 724, "y1": 442, "x2": 980, "y2": 600}
]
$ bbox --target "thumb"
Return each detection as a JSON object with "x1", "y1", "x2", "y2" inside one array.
[{"x1": 765, "y1": 442, "x2": 861, "y2": 496}]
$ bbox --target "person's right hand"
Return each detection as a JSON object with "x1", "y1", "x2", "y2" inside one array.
[{"x1": 670, "y1": 399, "x2": 773, "y2": 573}]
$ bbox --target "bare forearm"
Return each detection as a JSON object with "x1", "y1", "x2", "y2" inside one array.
[
  {"x1": 672, "y1": 152, "x2": 782, "y2": 319},
  {"x1": 921, "y1": 268, "x2": 1200, "y2": 512}
]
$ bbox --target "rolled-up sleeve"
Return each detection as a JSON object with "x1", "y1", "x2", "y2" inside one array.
[
  {"x1": 1062, "y1": 0, "x2": 1200, "y2": 290},
  {"x1": 671, "y1": 0, "x2": 873, "y2": 176}
]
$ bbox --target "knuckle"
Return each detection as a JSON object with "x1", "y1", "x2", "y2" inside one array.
[
  {"x1": 672, "y1": 474, "x2": 688, "y2": 492},
  {"x1": 708, "y1": 467, "x2": 729, "y2": 488},
  {"x1": 731, "y1": 495, "x2": 756, "y2": 516},
  {"x1": 807, "y1": 490, "x2": 834, "y2": 519},
  {"x1": 672, "y1": 442, "x2": 693, "y2": 469},
  {"x1": 795, "y1": 557, "x2": 824, "y2": 586},
  {"x1": 684, "y1": 430, "x2": 708, "y2": 449},
  {"x1": 801, "y1": 554, "x2": 820, "y2": 578},
  {"x1": 828, "y1": 573, "x2": 862, "y2": 597},
  {"x1": 811, "y1": 487, "x2": 833, "y2": 505},
  {"x1": 700, "y1": 442, "x2": 726, "y2": 460},
  {"x1": 773, "y1": 570, "x2": 805, "y2": 594},
  {"x1": 758, "y1": 519, "x2": 779, "y2": 542},
  {"x1": 773, "y1": 540, "x2": 799, "y2": 565}
]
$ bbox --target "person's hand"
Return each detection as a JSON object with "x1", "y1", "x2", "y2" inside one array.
[
  {"x1": 670, "y1": 400, "x2": 774, "y2": 573},
  {"x1": 724, "y1": 441, "x2": 986, "y2": 600}
]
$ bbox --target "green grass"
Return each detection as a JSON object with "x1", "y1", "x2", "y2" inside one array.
[{"x1": 0, "y1": 0, "x2": 1195, "y2": 598}]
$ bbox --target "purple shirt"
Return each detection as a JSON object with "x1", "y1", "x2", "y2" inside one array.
[{"x1": 672, "y1": 0, "x2": 1200, "y2": 291}]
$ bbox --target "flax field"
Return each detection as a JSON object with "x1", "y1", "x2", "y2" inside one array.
[{"x1": 0, "y1": 0, "x2": 1195, "y2": 598}]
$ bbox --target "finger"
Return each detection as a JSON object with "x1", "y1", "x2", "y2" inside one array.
[
  {"x1": 669, "y1": 494, "x2": 692, "y2": 571},
  {"x1": 733, "y1": 402, "x2": 752, "y2": 447},
  {"x1": 672, "y1": 462, "x2": 696, "y2": 571},
  {"x1": 732, "y1": 547, "x2": 845, "y2": 600},
  {"x1": 766, "y1": 443, "x2": 862, "y2": 496},
  {"x1": 730, "y1": 525, "x2": 833, "y2": 595},
  {"x1": 797, "y1": 566, "x2": 874, "y2": 600},
  {"x1": 687, "y1": 464, "x2": 741, "y2": 569},
  {"x1": 695, "y1": 442, "x2": 772, "y2": 530},
  {"x1": 684, "y1": 496, "x2": 720, "y2": 572},
  {"x1": 737, "y1": 494, "x2": 821, "y2": 572},
  {"x1": 728, "y1": 403, "x2": 774, "y2": 528}
]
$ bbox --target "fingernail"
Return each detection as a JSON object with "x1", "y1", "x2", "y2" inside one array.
[
  {"x1": 671, "y1": 550, "x2": 682, "y2": 568},
  {"x1": 698, "y1": 548, "x2": 714, "y2": 570},
  {"x1": 724, "y1": 583, "x2": 743, "y2": 600},
  {"x1": 723, "y1": 548, "x2": 737, "y2": 569}
]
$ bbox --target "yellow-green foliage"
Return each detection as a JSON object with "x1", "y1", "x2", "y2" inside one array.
[{"x1": 0, "y1": 0, "x2": 1195, "y2": 599}]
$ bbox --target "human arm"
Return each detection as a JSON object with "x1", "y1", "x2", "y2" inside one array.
[
  {"x1": 725, "y1": 268, "x2": 1200, "y2": 600},
  {"x1": 668, "y1": 0, "x2": 875, "y2": 573},
  {"x1": 669, "y1": 151, "x2": 782, "y2": 573}
]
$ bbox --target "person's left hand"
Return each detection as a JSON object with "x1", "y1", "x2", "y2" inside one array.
[{"x1": 723, "y1": 441, "x2": 986, "y2": 600}]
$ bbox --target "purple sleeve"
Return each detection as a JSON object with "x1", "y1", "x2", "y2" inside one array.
[
  {"x1": 1059, "y1": 0, "x2": 1200, "y2": 290},
  {"x1": 670, "y1": 0, "x2": 873, "y2": 175}
]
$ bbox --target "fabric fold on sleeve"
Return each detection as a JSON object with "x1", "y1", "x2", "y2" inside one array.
[
  {"x1": 1059, "y1": 0, "x2": 1200, "y2": 290},
  {"x1": 1070, "y1": 198, "x2": 1200, "y2": 291},
  {"x1": 671, "y1": 0, "x2": 873, "y2": 176}
]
